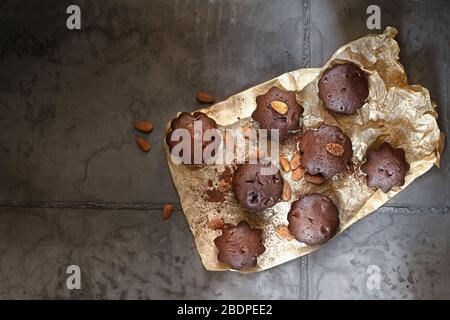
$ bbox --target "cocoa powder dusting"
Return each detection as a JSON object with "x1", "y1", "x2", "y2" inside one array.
[
  {"x1": 218, "y1": 166, "x2": 233, "y2": 184},
  {"x1": 205, "y1": 189, "x2": 225, "y2": 202}
]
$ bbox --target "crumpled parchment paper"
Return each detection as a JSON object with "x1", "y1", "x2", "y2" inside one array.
[{"x1": 164, "y1": 27, "x2": 444, "y2": 273}]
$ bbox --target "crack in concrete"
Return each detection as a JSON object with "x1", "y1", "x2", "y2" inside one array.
[{"x1": 0, "y1": 201, "x2": 182, "y2": 211}]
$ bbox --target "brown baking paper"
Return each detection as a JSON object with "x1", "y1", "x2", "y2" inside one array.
[{"x1": 164, "y1": 27, "x2": 444, "y2": 273}]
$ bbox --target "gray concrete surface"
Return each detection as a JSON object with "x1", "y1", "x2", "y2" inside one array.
[{"x1": 0, "y1": 0, "x2": 448, "y2": 299}]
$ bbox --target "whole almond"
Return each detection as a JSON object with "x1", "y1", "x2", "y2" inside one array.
[
  {"x1": 276, "y1": 225, "x2": 294, "y2": 241},
  {"x1": 305, "y1": 173, "x2": 325, "y2": 184},
  {"x1": 290, "y1": 153, "x2": 302, "y2": 170},
  {"x1": 134, "y1": 121, "x2": 153, "y2": 133},
  {"x1": 282, "y1": 180, "x2": 292, "y2": 201},
  {"x1": 270, "y1": 100, "x2": 288, "y2": 115},
  {"x1": 208, "y1": 218, "x2": 225, "y2": 230},
  {"x1": 135, "y1": 137, "x2": 151, "y2": 152},
  {"x1": 326, "y1": 143, "x2": 344, "y2": 156},
  {"x1": 279, "y1": 157, "x2": 291, "y2": 172},
  {"x1": 162, "y1": 204, "x2": 174, "y2": 220},
  {"x1": 196, "y1": 91, "x2": 215, "y2": 103},
  {"x1": 292, "y1": 167, "x2": 306, "y2": 181}
]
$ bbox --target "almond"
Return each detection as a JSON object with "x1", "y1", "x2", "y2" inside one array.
[
  {"x1": 162, "y1": 204, "x2": 174, "y2": 220},
  {"x1": 196, "y1": 91, "x2": 215, "y2": 103},
  {"x1": 282, "y1": 180, "x2": 292, "y2": 201},
  {"x1": 270, "y1": 100, "x2": 288, "y2": 115},
  {"x1": 305, "y1": 173, "x2": 325, "y2": 184},
  {"x1": 326, "y1": 143, "x2": 344, "y2": 156},
  {"x1": 279, "y1": 157, "x2": 291, "y2": 172},
  {"x1": 276, "y1": 225, "x2": 294, "y2": 241},
  {"x1": 291, "y1": 167, "x2": 306, "y2": 181},
  {"x1": 208, "y1": 218, "x2": 225, "y2": 230},
  {"x1": 134, "y1": 121, "x2": 153, "y2": 133},
  {"x1": 135, "y1": 137, "x2": 151, "y2": 152},
  {"x1": 290, "y1": 153, "x2": 302, "y2": 170}
]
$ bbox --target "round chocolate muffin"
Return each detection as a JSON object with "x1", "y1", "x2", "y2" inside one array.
[
  {"x1": 252, "y1": 86, "x2": 304, "y2": 141},
  {"x1": 361, "y1": 142, "x2": 410, "y2": 193},
  {"x1": 214, "y1": 220, "x2": 266, "y2": 270},
  {"x1": 318, "y1": 63, "x2": 369, "y2": 114},
  {"x1": 298, "y1": 124, "x2": 353, "y2": 180},
  {"x1": 165, "y1": 112, "x2": 219, "y2": 164},
  {"x1": 232, "y1": 163, "x2": 283, "y2": 211},
  {"x1": 288, "y1": 194, "x2": 340, "y2": 246}
]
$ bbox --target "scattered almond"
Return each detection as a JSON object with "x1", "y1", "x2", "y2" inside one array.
[
  {"x1": 326, "y1": 143, "x2": 344, "y2": 156},
  {"x1": 276, "y1": 225, "x2": 294, "y2": 241},
  {"x1": 134, "y1": 121, "x2": 153, "y2": 133},
  {"x1": 305, "y1": 173, "x2": 325, "y2": 184},
  {"x1": 196, "y1": 91, "x2": 215, "y2": 103},
  {"x1": 292, "y1": 167, "x2": 306, "y2": 181},
  {"x1": 135, "y1": 137, "x2": 151, "y2": 152},
  {"x1": 162, "y1": 204, "x2": 174, "y2": 220},
  {"x1": 279, "y1": 157, "x2": 290, "y2": 172},
  {"x1": 290, "y1": 153, "x2": 302, "y2": 170},
  {"x1": 282, "y1": 180, "x2": 292, "y2": 201},
  {"x1": 270, "y1": 100, "x2": 288, "y2": 115},
  {"x1": 208, "y1": 218, "x2": 225, "y2": 230}
]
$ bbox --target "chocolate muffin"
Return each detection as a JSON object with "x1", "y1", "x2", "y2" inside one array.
[
  {"x1": 252, "y1": 86, "x2": 304, "y2": 141},
  {"x1": 288, "y1": 194, "x2": 340, "y2": 246},
  {"x1": 166, "y1": 112, "x2": 220, "y2": 164},
  {"x1": 361, "y1": 142, "x2": 410, "y2": 193},
  {"x1": 318, "y1": 63, "x2": 369, "y2": 114},
  {"x1": 214, "y1": 221, "x2": 266, "y2": 270},
  {"x1": 298, "y1": 124, "x2": 353, "y2": 180},
  {"x1": 232, "y1": 162, "x2": 283, "y2": 211}
]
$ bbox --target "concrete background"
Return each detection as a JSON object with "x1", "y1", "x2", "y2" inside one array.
[{"x1": 0, "y1": 0, "x2": 448, "y2": 299}]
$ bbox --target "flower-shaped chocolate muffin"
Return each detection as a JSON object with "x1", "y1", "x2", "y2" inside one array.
[
  {"x1": 232, "y1": 162, "x2": 283, "y2": 211},
  {"x1": 166, "y1": 112, "x2": 220, "y2": 164},
  {"x1": 318, "y1": 63, "x2": 369, "y2": 114},
  {"x1": 298, "y1": 124, "x2": 353, "y2": 180},
  {"x1": 361, "y1": 142, "x2": 410, "y2": 193},
  {"x1": 252, "y1": 86, "x2": 304, "y2": 141},
  {"x1": 214, "y1": 221, "x2": 266, "y2": 270},
  {"x1": 288, "y1": 194, "x2": 339, "y2": 246}
]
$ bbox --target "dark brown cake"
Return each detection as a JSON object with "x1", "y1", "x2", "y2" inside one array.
[
  {"x1": 214, "y1": 221, "x2": 266, "y2": 270},
  {"x1": 298, "y1": 124, "x2": 353, "y2": 180},
  {"x1": 232, "y1": 163, "x2": 283, "y2": 211},
  {"x1": 288, "y1": 194, "x2": 340, "y2": 246},
  {"x1": 252, "y1": 86, "x2": 304, "y2": 141},
  {"x1": 361, "y1": 142, "x2": 410, "y2": 193},
  {"x1": 165, "y1": 112, "x2": 219, "y2": 164},
  {"x1": 318, "y1": 63, "x2": 369, "y2": 114}
]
